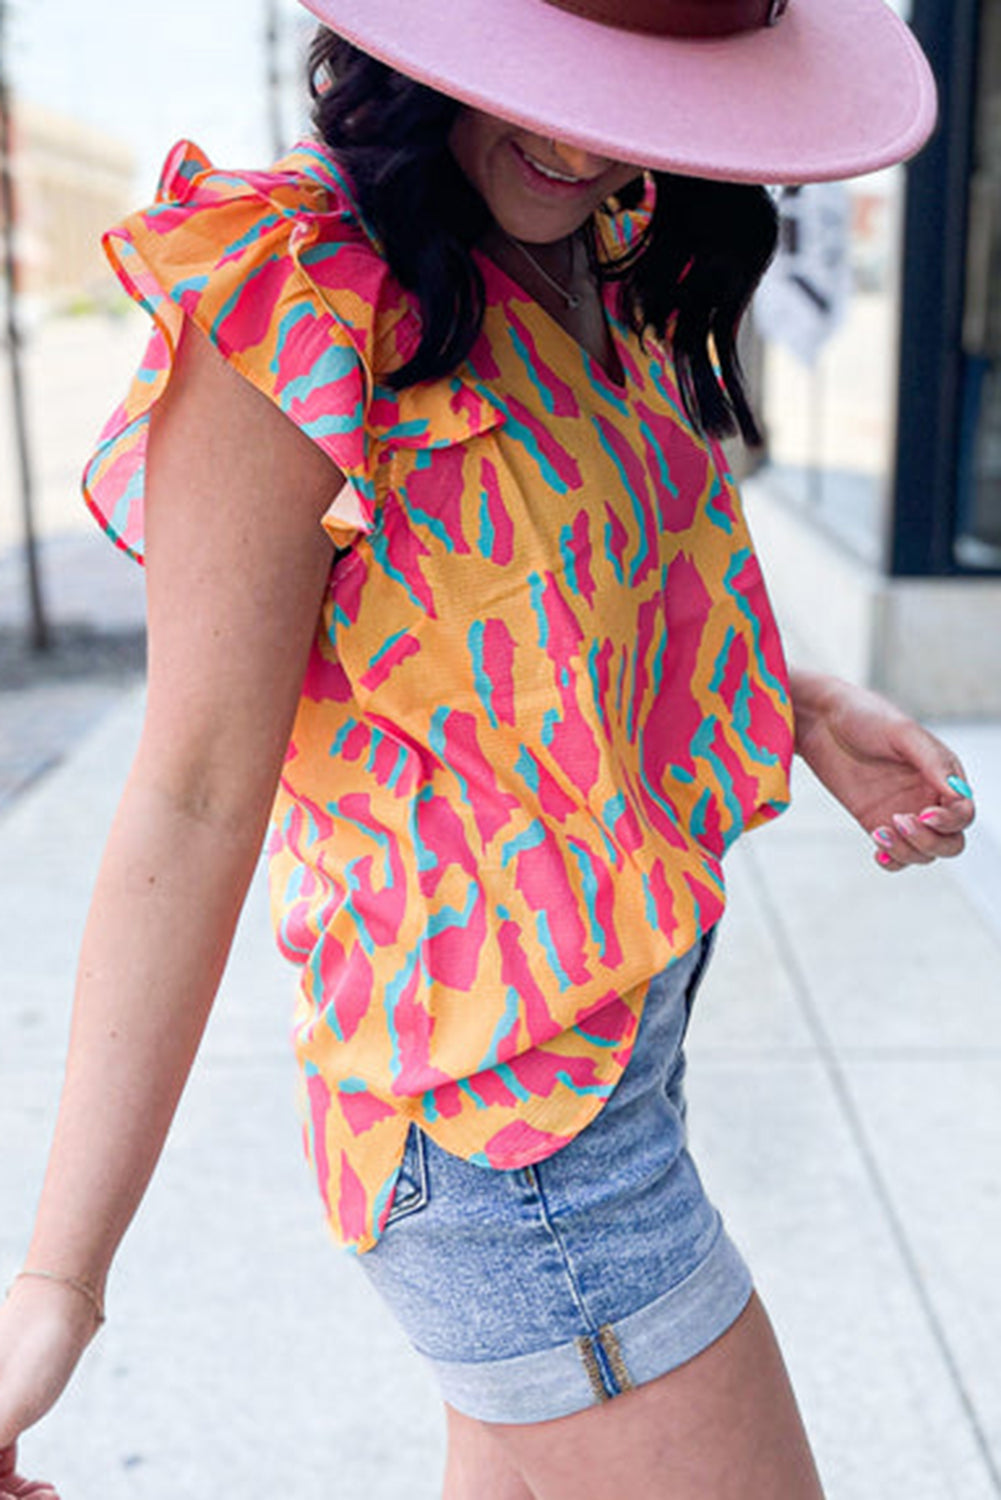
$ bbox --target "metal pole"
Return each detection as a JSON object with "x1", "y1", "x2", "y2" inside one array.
[
  {"x1": 0, "y1": 0, "x2": 49, "y2": 652},
  {"x1": 265, "y1": 0, "x2": 284, "y2": 160}
]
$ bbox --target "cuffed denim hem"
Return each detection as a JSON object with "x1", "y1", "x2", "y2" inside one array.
[{"x1": 427, "y1": 1219, "x2": 753, "y2": 1424}]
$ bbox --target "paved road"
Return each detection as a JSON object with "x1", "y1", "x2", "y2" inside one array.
[
  {"x1": 1, "y1": 312, "x2": 149, "y2": 551},
  {"x1": 0, "y1": 531, "x2": 145, "y2": 812},
  {"x1": 1, "y1": 312, "x2": 148, "y2": 810}
]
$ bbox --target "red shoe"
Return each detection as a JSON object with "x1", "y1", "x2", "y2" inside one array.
[{"x1": 0, "y1": 1446, "x2": 60, "y2": 1499}]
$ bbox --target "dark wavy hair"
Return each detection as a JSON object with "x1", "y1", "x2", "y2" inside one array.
[{"x1": 309, "y1": 31, "x2": 777, "y2": 444}]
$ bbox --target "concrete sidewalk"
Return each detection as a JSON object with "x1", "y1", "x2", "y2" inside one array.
[
  {"x1": 0, "y1": 533, "x2": 145, "y2": 811},
  {"x1": 1, "y1": 678, "x2": 1000, "y2": 1500}
]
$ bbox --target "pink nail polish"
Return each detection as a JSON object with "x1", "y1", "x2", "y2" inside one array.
[
  {"x1": 873, "y1": 827, "x2": 894, "y2": 846},
  {"x1": 893, "y1": 813, "x2": 917, "y2": 837},
  {"x1": 876, "y1": 850, "x2": 894, "y2": 868},
  {"x1": 919, "y1": 810, "x2": 941, "y2": 825}
]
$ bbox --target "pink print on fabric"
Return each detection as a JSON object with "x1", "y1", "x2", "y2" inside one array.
[
  {"x1": 83, "y1": 139, "x2": 794, "y2": 1254},
  {"x1": 480, "y1": 1121, "x2": 577, "y2": 1170}
]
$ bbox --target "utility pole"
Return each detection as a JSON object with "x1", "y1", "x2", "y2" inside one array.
[
  {"x1": 0, "y1": 0, "x2": 49, "y2": 652},
  {"x1": 265, "y1": 0, "x2": 284, "y2": 161}
]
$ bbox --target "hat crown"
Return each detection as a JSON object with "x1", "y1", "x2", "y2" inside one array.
[{"x1": 541, "y1": 0, "x2": 790, "y2": 37}]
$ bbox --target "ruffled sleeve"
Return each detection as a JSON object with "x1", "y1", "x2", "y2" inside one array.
[{"x1": 81, "y1": 139, "x2": 430, "y2": 563}]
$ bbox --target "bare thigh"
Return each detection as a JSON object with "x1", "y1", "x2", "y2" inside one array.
[{"x1": 443, "y1": 1292, "x2": 825, "y2": 1500}]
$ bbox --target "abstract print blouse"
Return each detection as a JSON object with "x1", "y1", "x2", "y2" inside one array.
[{"x1": 84, "y1": 139, "x2": 794, "y2": 1253}]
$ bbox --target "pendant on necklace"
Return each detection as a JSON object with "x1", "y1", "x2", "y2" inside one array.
[{"x1": 504, "y1": 230, "x2": 583, "y2": 312}]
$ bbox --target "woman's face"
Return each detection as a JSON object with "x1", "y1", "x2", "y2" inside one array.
[{"x1": 449, "y1": 107, "x2": 642, "y2": 244}]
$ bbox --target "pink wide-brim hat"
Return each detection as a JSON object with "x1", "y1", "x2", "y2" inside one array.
[{"x1": 296, "y1": 0, "x2": 937, "y2": 184}]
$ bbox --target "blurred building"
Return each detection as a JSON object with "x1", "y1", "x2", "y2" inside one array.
[
  {"x1": 747, "y1": 0, "x2": 1001, "y2": 717},
  {"x1": 2, "y1": 97, "x2": 135, "y2": 302}
]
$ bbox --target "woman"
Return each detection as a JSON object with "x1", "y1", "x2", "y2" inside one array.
[{"x1": 0, "y1": 1, "x2": 975, "y2": 1496}]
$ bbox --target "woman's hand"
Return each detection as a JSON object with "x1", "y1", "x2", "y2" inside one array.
[
  {"x1": 0, "y1": 1444, "x2": 60, "y2": 1499},
  {"x1": 0, "y1": 1276, "x2": 101, "y2": 1481},
  {"x1": 789, "y1": 668, "x2": 975, "y2": 872}
]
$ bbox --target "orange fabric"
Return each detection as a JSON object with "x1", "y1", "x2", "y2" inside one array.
[{"x1": 85, "y1": 141, "x2": 794, "y2": 1252}]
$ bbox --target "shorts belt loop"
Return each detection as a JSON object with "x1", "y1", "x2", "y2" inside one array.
[
  {"x1": 575, "y1": 1335, "x2": 612, "y2": 1403},
  {"x1": 597, "y1": 1325, "x2": 635, "y2": 1392}
]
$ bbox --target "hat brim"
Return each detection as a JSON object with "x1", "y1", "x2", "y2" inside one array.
[{"x1": 297, "y1": 0, "x2": 937, "y2": 184}]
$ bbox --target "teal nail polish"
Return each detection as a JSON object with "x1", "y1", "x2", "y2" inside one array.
[{"x1": 947, "y1": 775, "x2": 974, "y2": 800}]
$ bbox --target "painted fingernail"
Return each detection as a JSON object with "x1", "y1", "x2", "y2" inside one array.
[
  {"x1": 872, "y1": 827, "x2": 894, "y2": 846},
  {"x1": 876, "y1": 850, "x2": 894, "y2": 868},
  {"x1": 893, "y1": 813, "x2": 918, "y2": 838},
  {"x1": 947, "y1": 775, "x2": 974, "y2": 800},
  {"x1": 919, "y1": 808, "x2": 942, "y2": 825}
]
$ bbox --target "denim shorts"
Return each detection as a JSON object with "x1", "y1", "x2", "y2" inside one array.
[{"x1": 356, "y1": 928, "x2": 752, "y2": 1424}]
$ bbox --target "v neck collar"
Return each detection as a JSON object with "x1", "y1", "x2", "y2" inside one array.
[{"x1": 475, "y1": 247, "x2": 629, "y2": 394}]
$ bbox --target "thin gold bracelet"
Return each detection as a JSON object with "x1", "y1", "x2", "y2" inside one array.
[{"x1": 12, "y1": 1270, "x2": 106, "y2": 1326}]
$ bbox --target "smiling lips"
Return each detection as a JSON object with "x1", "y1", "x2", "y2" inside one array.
[{"x1": 511, "y1": 141, "x2": 602, "y2": 193}]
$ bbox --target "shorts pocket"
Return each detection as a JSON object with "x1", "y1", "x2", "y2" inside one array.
[{"x1": 384, "y1": 1124, "x2": 430, "y2": 1228}]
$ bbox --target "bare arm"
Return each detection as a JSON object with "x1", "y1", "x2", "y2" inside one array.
[{"x1": 0, "y1": 320, "x2": 343, "y2": 1447}]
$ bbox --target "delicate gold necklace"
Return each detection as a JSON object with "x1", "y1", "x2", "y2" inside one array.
[{"x1": 503, "y1": 231, "x2": 582, "y2": 311}]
